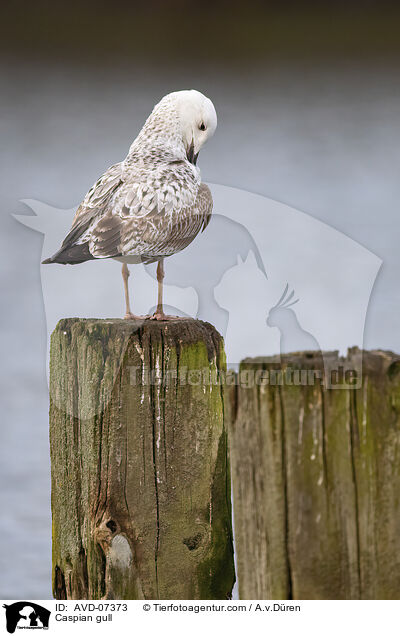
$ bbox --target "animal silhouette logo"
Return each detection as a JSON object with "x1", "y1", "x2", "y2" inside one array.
[
  {"x1": 3, "y1": 602, "x2": 50, "y2": 633},
  {"x1": 267, "y1": 283, "x2": 321, "y2": 354},
  {"x1": 14, "y1": 183, "x2": 382, "y2": 393},
  {"x1": 215, "y1": 250, "x2": 276, "y2": 363}
]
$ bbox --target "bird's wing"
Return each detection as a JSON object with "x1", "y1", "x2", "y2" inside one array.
[
  {"x1": 89, "y1": 172, "x2": 212, "y2": 261},
  {"x1": 140, "y1": 182, "x2": 213, "y2": 260},
  {"x1": 200, "y1": 183, "x2": 213, "y2": 232},
  {"x1": 51, "y1": 156, "x2": 212, "y2": 263},
  {"x1": 61, "y1": 162, "x2": 123, "y2": 248}
]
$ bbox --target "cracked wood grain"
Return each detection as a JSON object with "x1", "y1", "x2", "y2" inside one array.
[
  {"x1": 50, "y1": 318, "x2": 235, "y2": 600},
  {"x1": 227, "y1": 349, "x2": 400, "y2": 600}
]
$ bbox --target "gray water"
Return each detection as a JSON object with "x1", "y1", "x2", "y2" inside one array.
[{"x1": 1, "y1": 59, "x2": 399, "y2": 599}]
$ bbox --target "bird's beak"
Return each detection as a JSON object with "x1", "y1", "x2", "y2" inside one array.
[{"x1": 187, "y1": 140, "x2": 199, "y2": 165}]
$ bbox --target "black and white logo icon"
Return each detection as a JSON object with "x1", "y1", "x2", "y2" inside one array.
[{"x1": 2, "y1": 602, "x2": 50, "y2": 633}]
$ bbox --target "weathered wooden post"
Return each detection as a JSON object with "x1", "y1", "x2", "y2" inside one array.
[
  {"x1": 49, "y1": 317, "x2": 235, "y2": 600},
  {"x1": 228, "y1": 349, "x2": 400, "y2": 600}
]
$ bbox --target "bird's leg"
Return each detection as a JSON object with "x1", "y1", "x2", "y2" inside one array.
[
  {"x1": 150, "y1": 259, "x2": 167, "y2": 320},
  {"x1": 157, "y1": 258, "x2": 165, "y2": 314},
  {"x1": 150, "y1": 259, "x2": 184, "y2": 321},
  {"x1": 122, "y1": 263, "x2": 142, "y2": 320},
  {"x1": 151, "y1": 258, "x2": 178, "y2": 320}
]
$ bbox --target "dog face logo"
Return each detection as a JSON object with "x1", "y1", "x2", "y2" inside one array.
[{"x1": 3, "y1": 602, "x2": 50, "y2": 633}]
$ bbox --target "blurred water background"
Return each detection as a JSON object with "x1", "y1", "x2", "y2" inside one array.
[{"x1": 1, "y1": 0, "x2": 400, "y2": 599}]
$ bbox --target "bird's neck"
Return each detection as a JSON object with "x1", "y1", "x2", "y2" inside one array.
[{"x1": 128, "y1": 102, "x2": 186, "y2": 160}]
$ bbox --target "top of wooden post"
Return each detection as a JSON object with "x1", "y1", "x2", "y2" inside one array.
[
  {"x1": 50, "y1": 317, "x2": 226, "y2": 421},
  {"x1": 52, "y1": 316, "x2": 223, "y2": 361}
]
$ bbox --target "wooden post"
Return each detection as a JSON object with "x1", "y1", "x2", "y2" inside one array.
[
  {"x1": 228, "y1": 349, "x2": 400, "y2": 600},
  {"x1": 49, "y1": 318, "x2": 235, "y2": 600}
]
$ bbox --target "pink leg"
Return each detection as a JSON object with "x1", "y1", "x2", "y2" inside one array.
[
  {"x1": 150, "y1": 259, "x2": 187, "y2": 321},
  {"x1": 121, "y1": 263, "x2": 142, "y2": 320},
  {"x1": 150, "y1": 259, "x2": 168, "y2": 320}
]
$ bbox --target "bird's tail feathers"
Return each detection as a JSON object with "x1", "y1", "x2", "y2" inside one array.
[{"x1": 41, "y1": 242, "x2": 95, "y2": 264}]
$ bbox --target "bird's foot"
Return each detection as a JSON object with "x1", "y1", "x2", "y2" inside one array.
[
  {"x1": 124, "y1": 312, "x2": 145, "y2": 321},
  {"x1": 149, "y1": 311, "x2": 179, "y2": 321}
]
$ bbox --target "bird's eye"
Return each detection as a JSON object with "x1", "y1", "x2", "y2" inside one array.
[{"x1": 199, "y1": 123, "x2": 206, "y2": 131}]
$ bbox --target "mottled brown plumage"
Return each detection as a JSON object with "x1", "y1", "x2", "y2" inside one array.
[{"x1": 42, "y1": 90, "x2": 217, "y2": 319}]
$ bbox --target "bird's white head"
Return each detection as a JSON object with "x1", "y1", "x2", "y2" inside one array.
[
  {"x1": 137, "y1": 89, "x2": 217, "y2": 166},
  {"x1": 170, "y1": 90, "x2": 217, "y2": 165}
]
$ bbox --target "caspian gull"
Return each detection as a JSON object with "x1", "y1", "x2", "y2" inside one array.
[{"x1": 42, "y1": 90, "x2": 217, "y2": 320}]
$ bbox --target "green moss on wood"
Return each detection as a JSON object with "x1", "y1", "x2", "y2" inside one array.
[
  {"x1": 50, "y1": 318, "x2": 234, "y2": 600},
  {"x1": 229, "y1": 349, "x2": 400, "y2": 600}
]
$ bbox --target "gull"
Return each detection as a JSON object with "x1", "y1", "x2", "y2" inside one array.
[{"x1": 42, "y1": 89, "x2": 217, "y2": 320}]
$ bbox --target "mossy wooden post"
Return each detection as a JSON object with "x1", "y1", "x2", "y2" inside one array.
[
  {"x1": 49, "y1": 317, "x2": 235, "y2": 600},
  {"x1": 228, "y1": 349, "x2": 400, "y2": 600}
]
